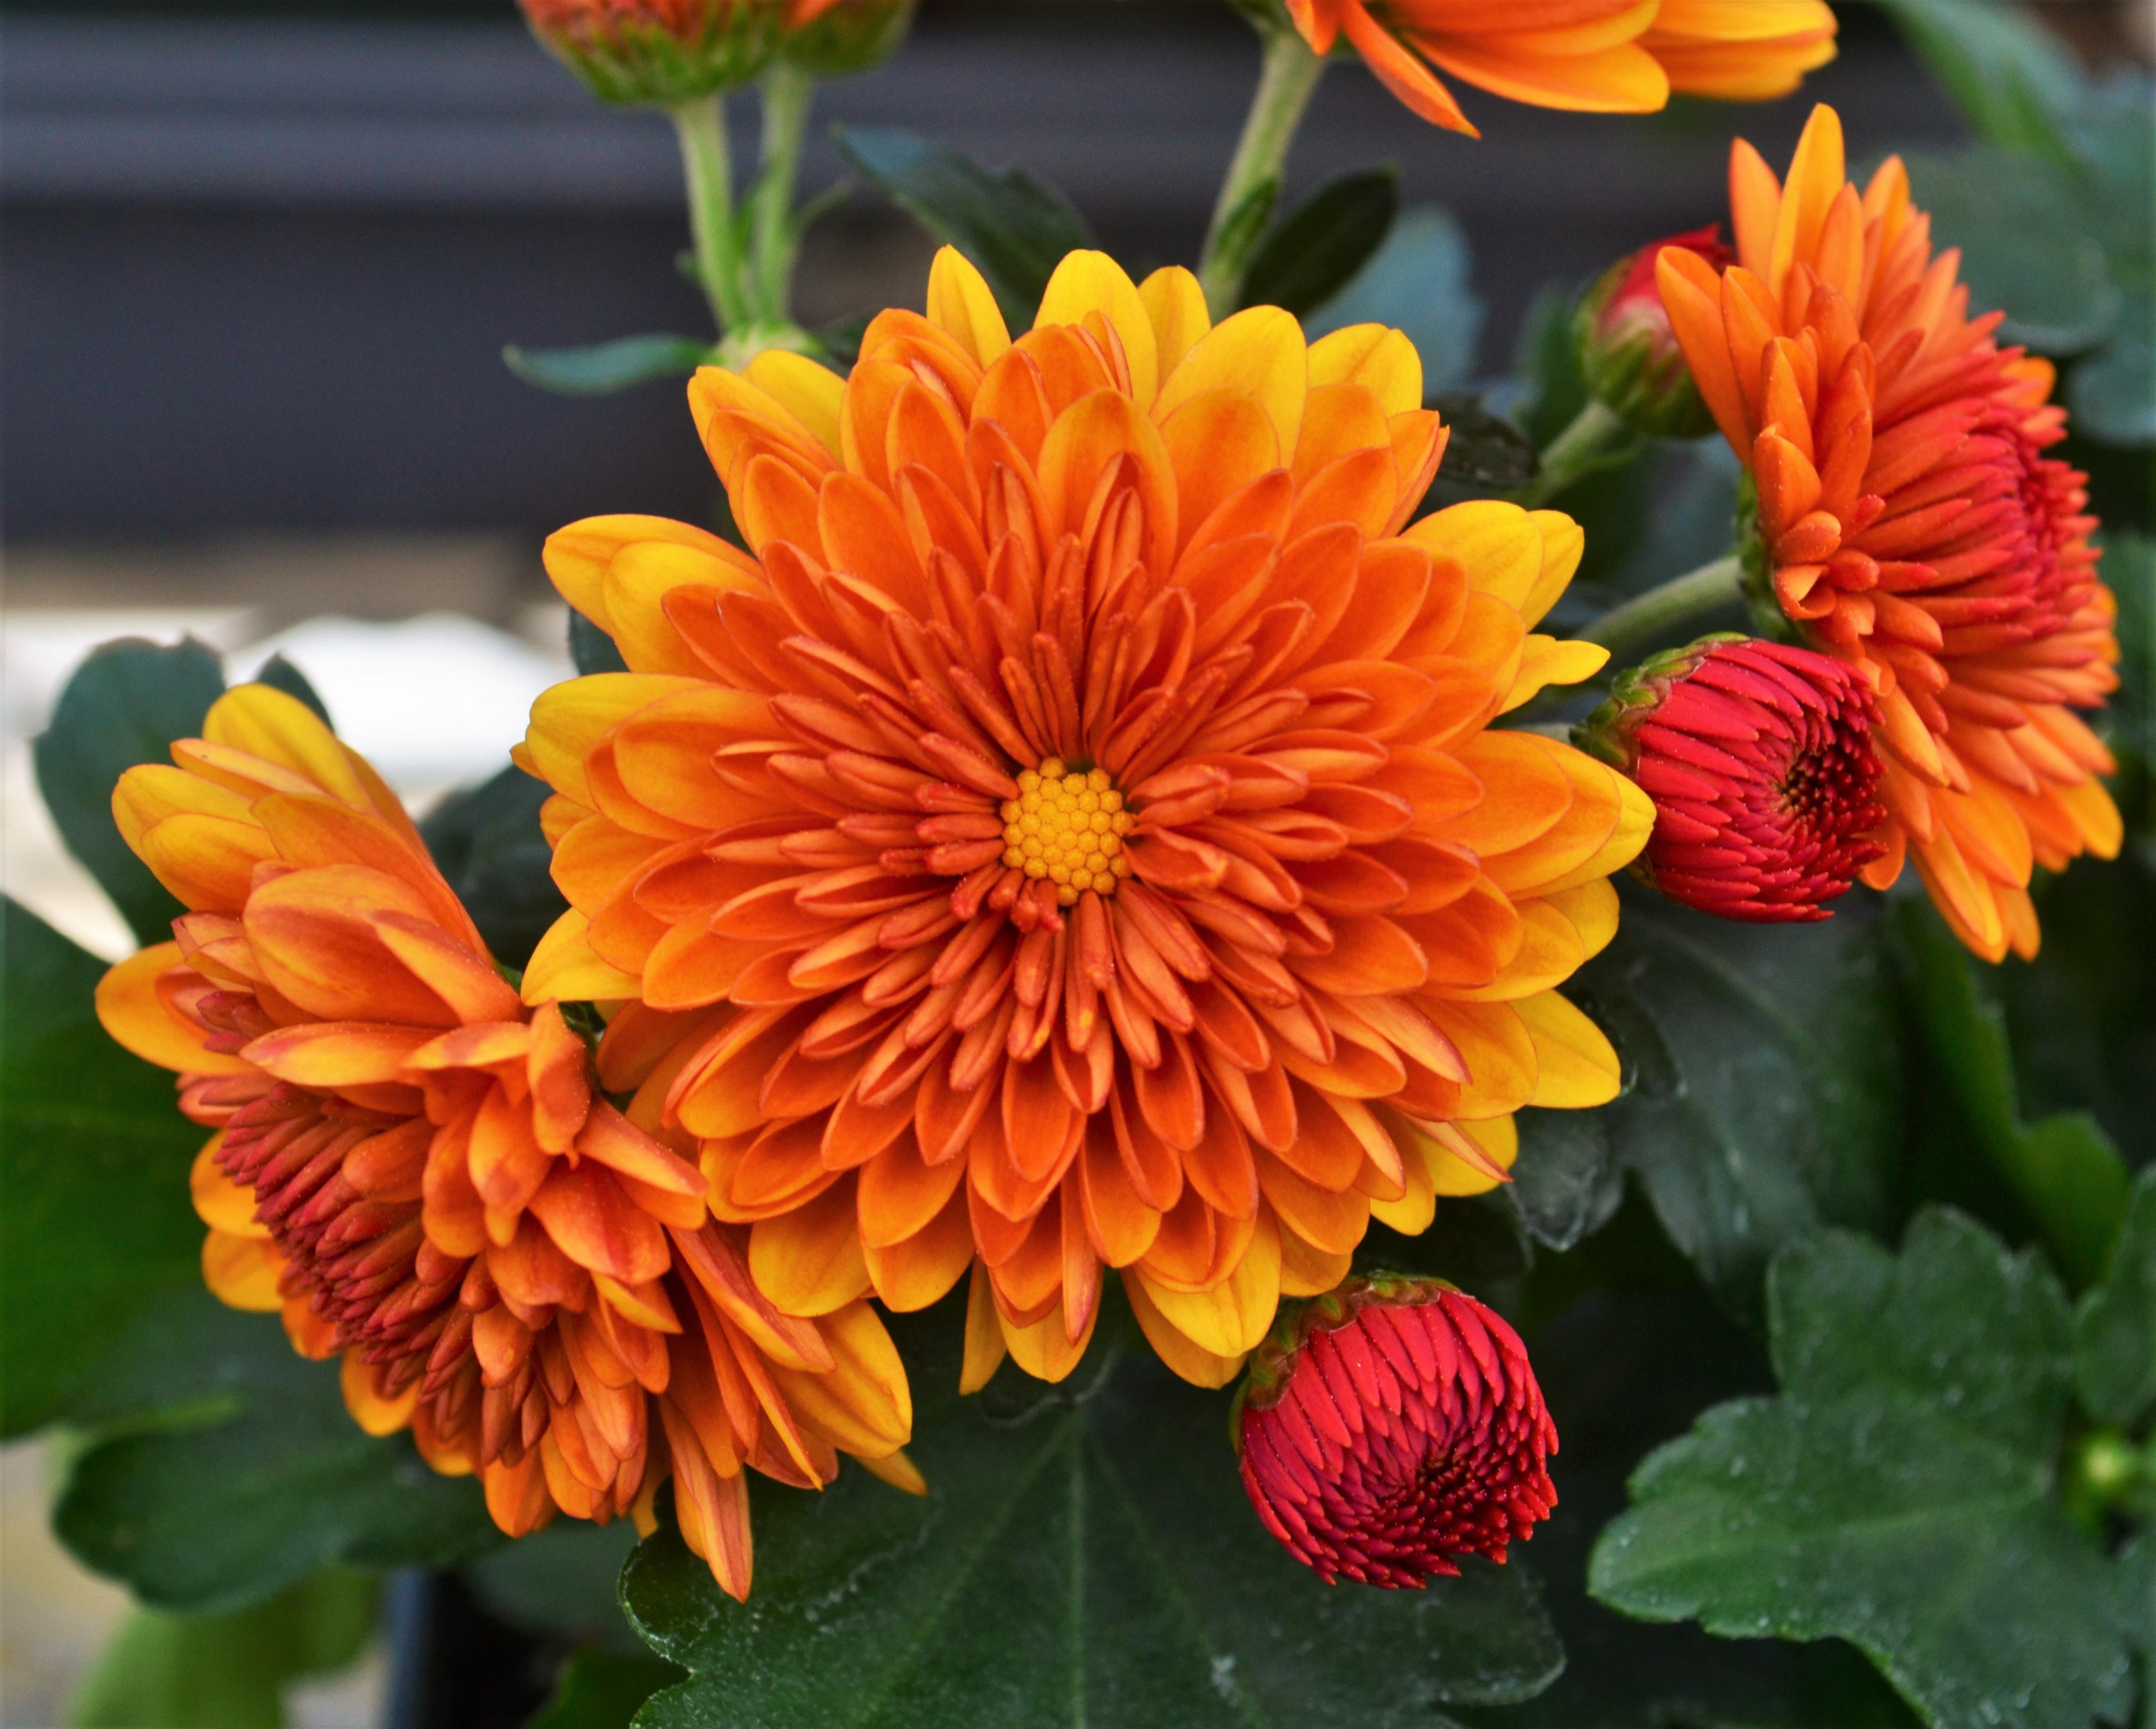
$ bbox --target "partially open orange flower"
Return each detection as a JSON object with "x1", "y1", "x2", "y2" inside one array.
[
  {"x1": 516, "y1": 246, "x2": 1652, "y2": 1389},
  {"x1": 1655, "y1": 104, "x2": 2123, "y2": 960},
  {"x1": 96, "y1": 684, "x2": 914, "y2": 1600},
  {"x1": 1284, "y1": 0, "x2": 1834, "y2": 138}
]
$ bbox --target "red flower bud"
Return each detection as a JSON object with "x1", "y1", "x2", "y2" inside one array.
[
  {"x1": 519, "y1": 0, "x2": 784, "y2": 105},
  {"x1": 1234, "y1": 1275, "x2": 1557, "y2": 1590},
  {"x1": 1575, "y1": 225, "x2": 1734, "y2": 439},
  {"x1": 1578, "y1": 635, "x2": 1888, "y2": 923},
  {"x1": 781, "y1": 0, "x2": 914, "y2": 78}
]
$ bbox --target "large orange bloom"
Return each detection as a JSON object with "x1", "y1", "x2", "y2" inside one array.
[
  {"x1": 96, "y1": 684, "x2": 914, "y2": 1600},
  {"x1": 1285, "y1": 0, "x2": 1835, "y2": 138},
  {"x1": 1655, "y1": 104, "x2": 2122, "y2": 962},
  {"x1": 516, "y1": 247, "x2": 1651, "y2": 1388}
]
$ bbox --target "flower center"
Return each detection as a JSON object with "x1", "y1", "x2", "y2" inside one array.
[{"x1": 999, "y1": 756, "x2": 1136, "y2": 906}]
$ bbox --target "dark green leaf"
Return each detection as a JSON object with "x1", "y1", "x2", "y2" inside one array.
[
  {"x1": 1895, "y1": 897, "x2": 2129, "y2": 1287},
  {"x1": 504, "y1": 336, "x2": 715, "y2": 397},
  {"x1": 2074, "y1": 1169, "x2": 2156, "y2": 1427},
  {"x1": 1454, "y1": 1289, "x2": 1918, "y2": 1729},
  {"x1": 1900, "y1": 150, "x2": 2119, "y2": 356},
  {"x1": 1569, "y1": 885, "x2": 1903, "y2": 1326},
  {"x1": 419, "y1": 765, "x2": 568, "y2": 972},
  {"x1": 463, "y1": 1516, "x2": 641, "y2": 1654},
  {"x1": 251, "y1": 653, "x2": 332, "y2": 725},
  {"x1": 1590, "y1": 1210, "x2": 2131, "y2": 1729},
  {"x1": 621, "y1": 1313, "x2": 1561, "y2": 1728},
  {"x1": 30, "y1": 637, "x2": 225, "y2": 946},
  {"x1": 1, "y1": 899, "x2": 205, "y2": 1436},
  {"x1": 1239, "y1": 167, "x2": 1398, "y2": 318},
  {"x1": 833, "y1": 127, "x2": 1093, "y2": 328},
  {"x1": 1306, "y1": 205, "x2": 1482, "y2": 392},
  {"x1": 69, "y1": 1567, "x2": 378, "y2": 1729},
  {"x1": 2071, "y1": 322, "x2": 2156, "y2": 448},
  {"x1": 55, "y1": 1292, "x2": 500, "y2": 1612},
  {"x1": 2098, "y1": 529, "x2": 2155, "y2": 764},
  {"x1": 570, "y1": 612, "x2": 631, "y2": 676},
  {"x1": 1874, "y1": 0, "x2": 2085, "y2": 161},
  {"x1": 531, "y1": 1652, "x2": 688, "y2": 1729},
  {"x1": 1418, "y1": 392, "x2": 1539, "y2": 515},
  {"x1": 1505, "y1": 1109, "x2": 1621, "y2": 1254}
]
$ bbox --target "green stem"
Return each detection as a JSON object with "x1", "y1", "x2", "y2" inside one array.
[
  {"x1": 1580, "y1": 554, "x2": 1745, "y2": 666},
  {"x1": 1197, "y1": 26, "x2": 1327, "y2": 319},
  {"x1": 1519, "y1": 399, "x2": 1633, "y2": 508},
  {"x1": 749, "y1": 59, "x2": 815, "y2": 323},
  {"x1": 673, "y1": 93, "x2": 750, "y2": 335}
]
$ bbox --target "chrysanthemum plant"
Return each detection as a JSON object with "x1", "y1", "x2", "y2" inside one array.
[{"x1": 8, "y1": 1, "x2": 2153, "y2": 1724}]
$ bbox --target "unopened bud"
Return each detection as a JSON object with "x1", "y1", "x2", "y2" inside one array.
[
  {"x1": 519, "y1": 0, "x2": 784, "y2": 106},
  {"x1": 1235, "y1": 1274, "x2": 1556, "y2": 1589},
  {"x1": 1577, "y1": 635, "x2": 1887, "y2": 923},
  {"x1": 1575, "y1": 225, "x2": 1734, "y2": 439}
]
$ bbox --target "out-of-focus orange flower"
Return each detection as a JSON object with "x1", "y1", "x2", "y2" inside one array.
[
  {"x1": 1283, "y1": 0, "x2": 1835, "y2": 138},
  {"x1": 96, "y1": 684, "x2": 914, "y2": 1600},
  {"x1": 516, "y1": 246, "x2": 1652, "y2": 1391},
  {"x1": 519, "y1": 0, "x2": 785, "y2": 104},
  {"x1": 1640, "y1": 0, "x2": 1837, "y2": 101},
  {"x1": 1656, "y1": 105, "x2": 2122, "y2": 961}
]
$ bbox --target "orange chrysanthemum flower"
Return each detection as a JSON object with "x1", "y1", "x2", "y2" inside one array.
[
  {"x1": 515, "y1": 246, "x2": 1652, "y2": 1389},
  {"x1": 1654, "y1": 104, "x2": 2123, "y2": 961},
  {"x1": 1284, "y1": 0, "x2": 1835, "y2": 138},
  {"x1": 1639, "y1": 0, "x2": 1837, "y2": 102},
  {"x1": 95, "y1": 684, "x2": 914, "y2": 1601}
]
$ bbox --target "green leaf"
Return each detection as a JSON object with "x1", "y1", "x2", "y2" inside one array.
[
  {"x1": 1895, "y1": 897, "x2": 2130, "y2": 1287},
  {"x1": 1307, "y1": 205, "x2": 1482, "y2": 393},
  {"x1": 30, "y1": 637, "x2": 226, "y2": 946},
  {"x1": 1239, "y1": 167, "x2": 1399, "y2": 318},
  {"x1": 2071, "y1": 319, "x2": 2156, "y2": 448},
  {"x1": 529, "y1": 1653, "x2": 688, "y2": 1729},
  {"x1": 504, "y1": 336, "x2": 715, "y2": 396},
  {"x1": 1417, "y1": 392, "x2": 1540, "y2": 517},
  {"x1": 834, "y1": 127, "x2": 1094, "y2": 329},
  {"x1": 463, "y1": 1515, "x2": 642, "y2": 1654},
  {"x1": 1589, "y1": 1209, "x2": 2132, "y2": 1729},
  {"x1": 2074, "y1": 1168, "x2": 2156, "y2": 1427},
  {"x1": 1900, "y1": 149, "x2": 2119, "y2": 356},
  {"x1": 621, "y1": 1313, "x2": 1561, "y2": 1728},
  {"x1": 1504, "y1": 1109, "x2": 1621, "y2": 1254},
  {"x1": 69, "y1": 1566, "x2": 378, "y2": 1729},
  {"x1": 1, "y1": 898, "x2": 205, "y2": 1436},
  {"x1": 251, "y1": 653, "x2": 332, "y2": 725},
  {"x1": 1568, "y1": 885, "x2": 1904, "y2": 1326},
  {"x1": 569, "y1": 611, "x2": 632, "y2": 676},
  {"x1": 54, "y1": 1292, "x2": 500, "y2": 1613},
  {"x1": 1874, "y1": 0, "x2": 2085, "y2": 161},
  {"x1": 419, "y1": 765, "x2": 569, "y2": 972},
  {"x1": 1453, "y1": 1288, "x2": 1919, "y2": 1729},
  {"x1": 2099, "y1": 529, "x2": 2155, "y2": 765}
]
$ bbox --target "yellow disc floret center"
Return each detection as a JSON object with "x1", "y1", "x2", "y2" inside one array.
[{"x1": 1000, "y1": 757, "x2": 1137, "y2": 906}]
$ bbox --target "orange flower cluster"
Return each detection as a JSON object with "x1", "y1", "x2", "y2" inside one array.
[
  {"x1": 97, "y1": 685, "x2": 914, "y2": 1599},
  {"x1": 1286, "y1": 0, "x2": 1837, "y2": 138},
  {"x1": 1656, "y1": 105, "x2": 2122, "y2": 960},
  {"x1": 516, "y1": 246, "x2": 1652, "y2": 1391}
]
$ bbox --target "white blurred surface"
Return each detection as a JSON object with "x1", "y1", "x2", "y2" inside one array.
[{"x1": 3, "y1": 605, "x2": 570, "y2": 960}]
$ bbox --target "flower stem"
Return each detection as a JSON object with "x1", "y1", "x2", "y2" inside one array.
[
  {"x1": 1580, "y1": 553, "x2": 1745, "y2": 666},
  {"x1": 1519, "y1": 399, "x2": 1634, "y2": 507},
  {"x1": 749, "y1": 58, "x2": 815, "y2": 324},
  {"x1": 673, "y1": 93, "x2": 750, "y2": 335},
  {"x1": 1198, "y1": 26, "x2": 1327, "y2": 319}
]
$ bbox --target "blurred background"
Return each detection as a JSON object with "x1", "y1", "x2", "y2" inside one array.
[{"x1": 2, "y1": 0, "x2": 2150, "y2": 1722}]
